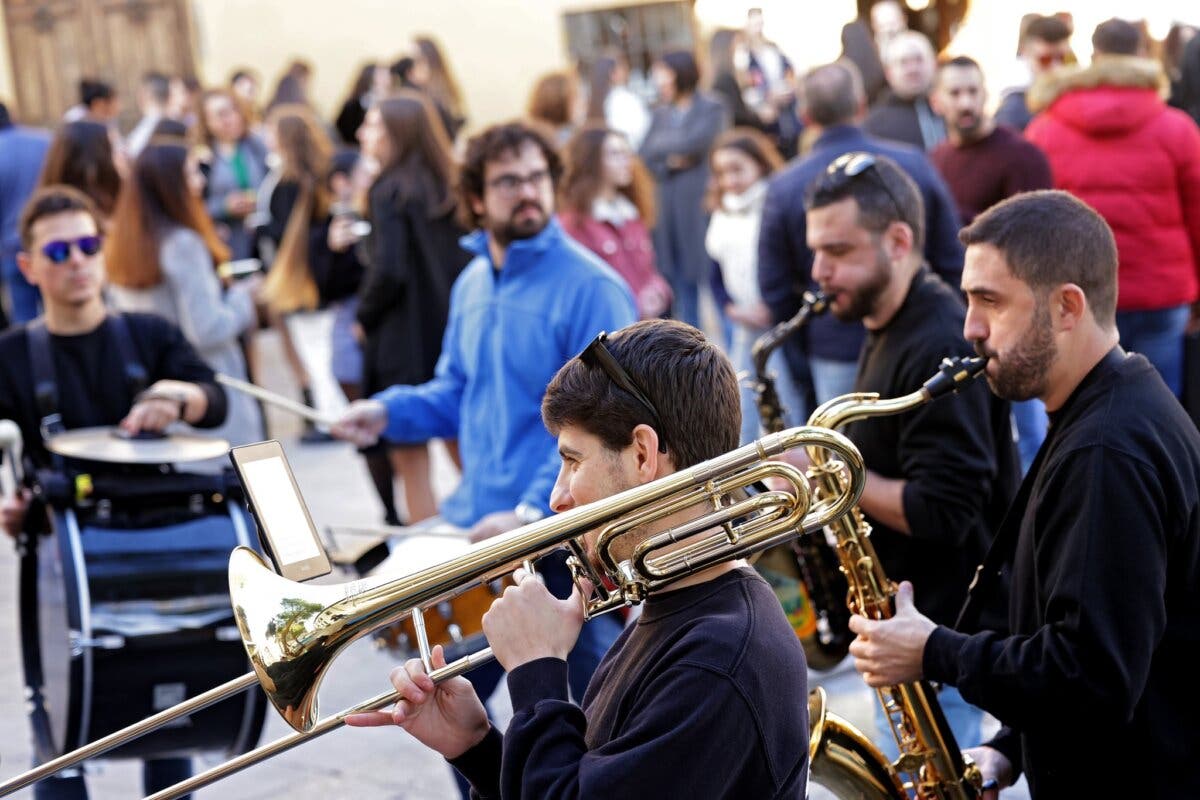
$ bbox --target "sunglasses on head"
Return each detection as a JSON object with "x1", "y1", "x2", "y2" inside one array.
[
  {"x1": 580, "y1": 331, "x2": 668, "y2": 453},
  {"x1": 824, "y1": 152, "x2": 904, "y2": 219},
  {"x1": 40, "y1": 235, "x2": 103, "y2": 264}
]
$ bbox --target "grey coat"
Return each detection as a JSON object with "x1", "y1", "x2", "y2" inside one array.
[
  {"x1": 640, "y1": 93, "x2": 729, "y2": 282},
  {"x1": 107, "y1": 227, "x2": 263, "y2": 464}
]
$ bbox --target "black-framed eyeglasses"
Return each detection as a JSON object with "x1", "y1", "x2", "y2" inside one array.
[
  {"x1": 40, "y1": 235, "x2": 103, "y2": 264},
  {"x1": 487, "y1": 169, "x2": 551, "y2": 195},
  {"x1": 825, "y1": 152, "x2": 904, "y2": 221},
  {"x1": 580, "y1": 332, "x2": 668, "y2": 453}
]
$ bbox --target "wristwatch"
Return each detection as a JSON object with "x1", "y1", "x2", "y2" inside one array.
[{"x1": 514, "y1": 501, "x2": 545, "y2": 526}]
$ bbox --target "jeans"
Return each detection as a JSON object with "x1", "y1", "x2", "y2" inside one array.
[
  {"x1": 667, "y1": 273, "x2": 701, "y2": 330},
  {"x1": 2, "y1": 252, "x2": 40, "y2": 324},
  {"x1": 1010, "y1": 398, "x2": 1047, "y2": 475},
  {"x1": 810, "y1": 356, "x2": 859, "y2": 406},
  {"x1": 1116, "y1": 305, "x2": 1190, "y2": 398},
  {"x1": 32, "y1": 758, "x2": 192, "y2": 800},
  {"x1": 451, "y1": 551, "x2": 623, "y2": 798},
  {"x1": 872, "y1": 684, "x2": 982, "y2": 763},
  {"x1": 730, "y1": 322, "x2": 807, "y2": 443}
]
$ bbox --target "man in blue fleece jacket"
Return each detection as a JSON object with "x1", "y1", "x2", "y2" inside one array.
[
  {"x1": 346, "y1": 320, "x2": 811, "y2": 799},
  {"x1": 333, "y1": 122, "x2": 636, "y2": 796}
]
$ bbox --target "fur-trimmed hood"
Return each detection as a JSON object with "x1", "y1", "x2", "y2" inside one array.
[{"x1": 1027, "y1": 55, "x2": 1168, "y2": 113}]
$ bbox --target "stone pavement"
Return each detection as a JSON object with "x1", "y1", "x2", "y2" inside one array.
[{"x1": 0, "y1": 321, "x2": 1028, "y2": 798}]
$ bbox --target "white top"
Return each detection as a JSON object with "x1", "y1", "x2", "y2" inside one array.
[
  {"x1": 704, "y1": 180, "x2": 769, "y2": 309},
  {"x1": 605, "y1": 86, "x2": 651, "y2": 150}
]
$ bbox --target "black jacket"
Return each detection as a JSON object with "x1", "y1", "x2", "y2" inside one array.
[
  {"x1": 357, "y1": 178, "x2": 469, "y2": 392},
  {"x1": 925, "y1": 349, "x2": 1200, "y2": 798}
]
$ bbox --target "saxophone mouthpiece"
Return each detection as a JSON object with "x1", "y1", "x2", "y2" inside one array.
[{"x1": 921, "y1": 356, "x2": 988, "y2": 400}]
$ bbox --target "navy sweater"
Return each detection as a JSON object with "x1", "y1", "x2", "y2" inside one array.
[{"x1": 451, "y1": 567, "x2": 810, "y2": 799}]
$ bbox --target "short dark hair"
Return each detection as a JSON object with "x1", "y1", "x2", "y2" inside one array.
[
  {"x1": 800, "y1": 61, "x2": 865, "y2": 126},
  {"x1": 542, "y1": 320, "x2": 740, "y2": 469},
  {"x1": 937, "y1": 55, "x2": 983, "y2": 76},
  {"x1": 804, "y1": 152, "x2": 926, "y2": 250},
  {"x1": 1092, "y1": 18, "x2": 1142, "y2": 56},
  {"x1": 19, "y1": 185, "x2": 102, "y2": 251},
  {"x1": 1024, "y1": 15, "x2": 1071, "y2": 44},
  {"x1": 80, "y1": 79, "x2": 115, "y2": 107},
  {"x1": 142, "y1": 71, "x2": 170, "y2": 104},
  {"x1": 456, "y1": 121, "x2": 563, "y2": 230},
  {"x1": 959, "y1": 190, "x2": 1117, "y2": 327},
  {"x1": 658, "y1": 51, "x2": 700, "y2": 96},
  {"x1": 0, "y1": 101, "x2": 11, "y2": 129}
]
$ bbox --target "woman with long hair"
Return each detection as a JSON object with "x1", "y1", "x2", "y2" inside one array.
[
  {"x1": 195, "y1": 88, "x2": 268, "y2": 259},
  {"x1": 255, "y1": 103, "x2": 337, "y2": 443},
  {"x1": 559, "y1": 124, "x2": 670, "y2": 319},
  {"x1": 704, "y1": 127, "x2": 805, "y2": 442},
  {"x1": 406, "y1": 36, "x2": 467, "y2": 141},
  {"x1": 640, "y1": 49, "x2": 729, "y2": 330},
  {"x1": 356, "y1": 90, "x2": 471, "y2": 523},
  {"x1": 37, "y1": 120, "x2": 124, "y2": 221},
  {"x1": 527, "y1": 71, "x2": 580, "y2": 145},
  {"x1": 335, "y1": 61, "x2": 392, "y2": 146},
  {"x1": 105, "y1": 136, "x2": 264, "y2": 455}
]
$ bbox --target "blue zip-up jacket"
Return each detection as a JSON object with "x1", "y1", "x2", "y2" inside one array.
[{"x1": 373, "y1": 217, "x2": 636, "y2": 527}]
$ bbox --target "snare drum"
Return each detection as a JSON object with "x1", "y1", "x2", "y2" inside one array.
[
  {"x1": 18, "y1": 474, "x2": 266, "y2": 763},
  {"x1": 359, "y1": 528, "x2": 513, "y2": 660}
]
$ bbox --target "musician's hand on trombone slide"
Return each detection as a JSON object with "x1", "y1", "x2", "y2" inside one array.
[
  {"x1": 482, "y1": 566, "x2": 587, "y2": 671},
  {"x1": 344, "y1": 644, "x2": 490, "y2": 760},
  {"x1": 331, "y1": 400, "x2": 389, "y2": 448}
]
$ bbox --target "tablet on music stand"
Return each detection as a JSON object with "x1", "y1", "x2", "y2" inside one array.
[{"x1": 230, "y1": 440, "x2": 332, "y2": 581}]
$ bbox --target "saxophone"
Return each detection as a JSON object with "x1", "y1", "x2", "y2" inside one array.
[
  {"x1": 750, "y1": 291, "x2": 853, "y2": 670},
  {"x1": 807, "y1": 356, "x2": 987, "y2": 800}
]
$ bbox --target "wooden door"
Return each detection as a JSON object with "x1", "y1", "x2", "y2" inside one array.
[{"x1": 2, "y1": 0, "x2": 197, "y2": 129}]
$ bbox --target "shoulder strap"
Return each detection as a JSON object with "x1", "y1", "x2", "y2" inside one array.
[
  {"x1": 105, "y1": 313, "x2": 149, "y2": 398},
  {"x1": 24, "y1": 320, "x2": 61, "y2": 436}
]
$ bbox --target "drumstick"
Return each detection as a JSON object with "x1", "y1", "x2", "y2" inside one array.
[
  {"x1": 215, "y1": 374, "x2": 338, "y2": 427},
  {"x1": 0, "y1": 419, "x2": 24, "y2": 493}
]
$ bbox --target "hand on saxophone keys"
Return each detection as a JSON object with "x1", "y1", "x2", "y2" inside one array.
[
  {"x1": 962, "y1": 746, "x2": 1012, "y2": 799},
  {"x1": 344, "y1": 644, "x2": 491, "y2": 760},
  {"x1": 846, "y1": 580, "x2": 936, "y2": 688}
]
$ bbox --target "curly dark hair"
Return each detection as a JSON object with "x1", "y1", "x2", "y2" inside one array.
[{"x1": 456, "y1": 121, "x2": 563, "y2": 231}]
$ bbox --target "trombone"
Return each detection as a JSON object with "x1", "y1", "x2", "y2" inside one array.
[{"x1": 0, "y1": 424, "x2": 866, "y2": 799}]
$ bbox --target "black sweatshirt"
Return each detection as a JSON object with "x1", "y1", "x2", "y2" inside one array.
[
  {"x1": 924, "y1": 349, "x2": 1200, "y2": 798},
  {"x1": 846, "y1": 267, "x2": 1018, "y2": 626},
  {"x1": 0, "y1": 313, "x2": 226, "y2": 469},
  {"x1": 450, "y1": 567, "x2": 810, "y2": 799}
]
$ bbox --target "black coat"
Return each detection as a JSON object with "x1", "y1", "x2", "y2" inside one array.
[{"x1": 357, "y1": 179, "x2": 470, "y2": 393}]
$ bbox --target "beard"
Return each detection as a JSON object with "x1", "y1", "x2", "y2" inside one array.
[
  {"x1": 827, "y1": 247, "x2": 892, "y2": 322},
  {"x1": 490, "y1": 201, "x2": 549, "y2": 247},
  {"x1": 952, "y1": 110, "x2": 983, "y2": 139},
  {"x1": 974, "y1": 300, "x2": 1056, "y2": 401}
]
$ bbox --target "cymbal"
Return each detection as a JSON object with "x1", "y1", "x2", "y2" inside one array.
[{"x1": 45, "y1": 426, "x2": 231, "y2": 464}]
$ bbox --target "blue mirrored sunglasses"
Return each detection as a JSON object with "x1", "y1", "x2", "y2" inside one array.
[{"x1": 41, "y1": 235, "x2": 103, "y2": 264}]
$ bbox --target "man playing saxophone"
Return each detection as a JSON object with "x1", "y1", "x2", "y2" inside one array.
[
  {"x1": 346, "y1": 319, "x2": 811, "y2": 799},
  {"x1": 848, "y1": 191, "x2": 1200, "y2": 798},
  {"x1": 803, "y1": 152, "x2": 1019, "y2": 753}
]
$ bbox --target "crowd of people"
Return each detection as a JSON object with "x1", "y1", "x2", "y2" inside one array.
[{"x1": 1, "y1": 3, "x2": 1200, "y2": 799}]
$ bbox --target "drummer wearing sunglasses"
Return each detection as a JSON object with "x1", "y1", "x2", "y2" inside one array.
[{"x1": 0, "y1": 185, "x2": 229, "y2": 540}]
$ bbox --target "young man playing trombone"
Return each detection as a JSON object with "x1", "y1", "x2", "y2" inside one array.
[{"x1": 347, "y1": 319, "x2": 811, "y2": 799}]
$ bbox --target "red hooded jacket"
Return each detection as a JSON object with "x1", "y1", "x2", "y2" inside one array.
[{"x1": 1026, "y1": 57, "x2": 1200, "y2": 311}]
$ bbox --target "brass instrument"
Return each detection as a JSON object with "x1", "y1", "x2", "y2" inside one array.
[
  {"x1": 807, "y1": 356, "x2": 987, "y2": 799},
  {"x1": 0, "y1": 425, "x2": 867, "y2": 800},
  {"x1": 750, "y1": 290, "x2": 854, "y2": 670}
]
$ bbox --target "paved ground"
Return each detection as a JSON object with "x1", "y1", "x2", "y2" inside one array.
[{"x1": 0, "y1": 320, "x2": 1027, "y2": 798}]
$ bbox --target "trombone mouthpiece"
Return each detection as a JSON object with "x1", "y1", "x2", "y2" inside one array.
[{"x1": 921, "y1": 356, "x2": 988, "y2": 400}]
